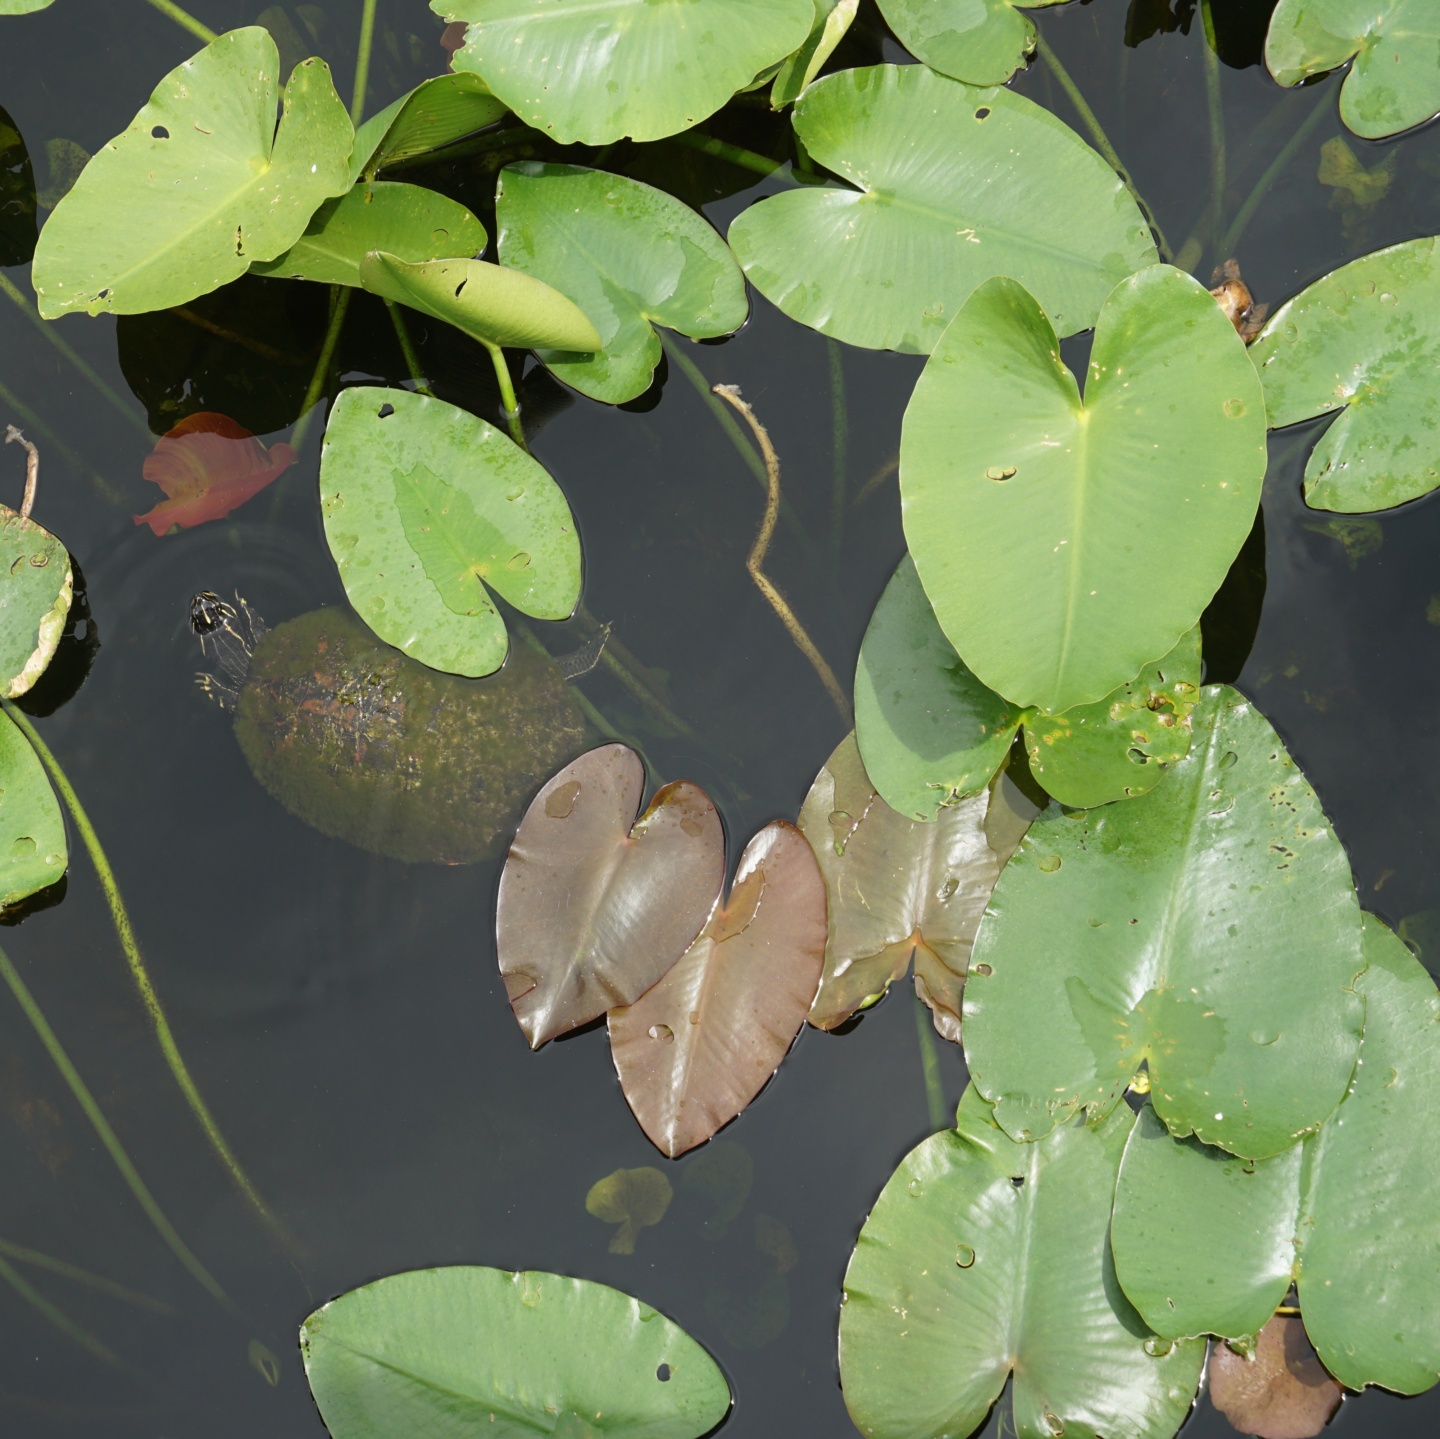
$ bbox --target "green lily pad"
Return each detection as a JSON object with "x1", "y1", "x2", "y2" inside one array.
[
  {"x1": 1251, "y1": 236, "x2": 1440, "y2": 514},
  {"x1": 877, "y1": 0, "x2": 1076, "y2": 85},
  {"x1": 31, "y1": 28, "x2": 352, "y2": 318},
  {"x1": 434, "y1": 0, "x2": 815, "y2": 144},
  {"x1": 319, "y1": 387, "x2": 581, "y2": 677},
  {"x1": 252, "y1": 181, "x2": 486, "y2": 288},
  {"x1": 358, "y1": 251, "x2": 602, "y2": 354},
  {"x1": 0, "y1": 500, "x2": 71, "y2": 699},
  {"x1": 902, "y1": 267, "x2": 1265, "y2": 713},
  {"x1": 1265, "y1": 0, "x2": 1440, "y2": 140},
  {"x1": 728, "y1": 64, "x2": 1157, "y2": 354},
  {"x1": 839, "y1": 1086, "x2": 1204, "y2": 1439},
  {"x1": 0, "y1": 708, "x2": 65, "y2": 908},
  {"x1": 0, "y1": 1, "x2": 56, "y2": 12},
  {"x1": 1111, "y1": 918, "x2": 1440, "y2": 1394},
  {"x1": 496, "y1": 163, "x2": 747, "y2": 405},
  {"x1": 771, "y1": 0, "x2": 858, "y2": 108},
  {"x1": 350, "y1": 72, "x2": 508, "y2": 183},
  {"x1": 301, "y1": 1266, "x2": 732, "y2": 1438},
  {"x1": 964, "y1": 685, "x2": 1367, "y2": 1160},
  {"x1": 797, "y1": 733, "x2": 1033, "y2": 1043}
]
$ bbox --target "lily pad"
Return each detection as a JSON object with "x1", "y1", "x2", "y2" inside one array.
[
  {"x1": 610, "y1": 821, "x2": 827, "y2": 1157},
  {"x1": 32, "y1": 28, "x2": 352, "y2": 318},
  {"x1": 877, "y1": 0, "x2": 1076, "y2": 86},
  {"x1": 1250, "y1": 236, "x2": 1440, "y2": 514},
  {"x1": 771, "y1": 0, "x2": 858, "y2": 108},
  {"x1": 0, "y1": 1, "x2": 56, "y2": 13},
  {"x1": 0, "y1": 708, "x2": 65, "y2": 907},
  {"x1": 1111, "y1": 918, "x2": 1440, "y2": 1393},
  {"x1": 434, "y1": 0, "x2": 815, "y2": 144},
  {"x1": 301, "y1": 1266, "x2": 731, "y2": 1438},
  {"x1": 902, "y1": 267, "x2": 1265, "y2": 713},
  {"x1": 319, "y1": 386, "x2": 580, "y2": 678},
  {"x1": 350, "y1": 72, "x2": 508, "y2": 183},
  {"x1": 358, "y1": 251, "x2": 602, "y2": 354},
  {"x1": 496, "y1": 163, "x2": 748, "y2": 405},
  {"x1": 797, "y1": 734, "x2": 1033, "y2": 1043},
  {"x1": 586, "y1": 1167, "x2": 673, "y2": 1254},
  {"x1": 496, "y1": 744, "x2": 725, "y2": 1049},
  {"x1": 1209, "y1": 1317, "x2": 1344, "y2": 1439},
  {"x1": 252, "y1": 181, "x2": 486, "y2": 288},
  {"x1": 0, "y1": 505, "x2": 71, "y2": 699},
  {"x1": 839, "y1": 1086, "x2": 1204, "y2": 1439},
  {"x1": 728, "y1": 64, "x2": 1157, "y2": 354},
  {"x1": 1265, "y1": 0, "x2": 1440, "y2": 140},
  {"x1": 964, "y1": 685, "x2": 1366, "y2": 1160}
]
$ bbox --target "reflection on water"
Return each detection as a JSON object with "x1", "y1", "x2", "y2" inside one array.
[{"x1": 0, "y1": 0, "x2": 1438, "y2": 1435}]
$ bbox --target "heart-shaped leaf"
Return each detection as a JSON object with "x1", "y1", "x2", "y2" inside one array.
[
  {"x1": 586, "y1": 1167, "x2": 673, "y2": 1254},
  {"x1": 319, "y1": 386, "x2": 580, "y2": 678},
  {"x1": 964, "y1": 686, "x2": 1367, "y2": 1160},
  {"x1": 301, "y1": 1266, "x2": 731, "y2": 1439},
  {"x1": 728, "y1": 64, "x2": 1157, "y2": 354},
  {"x1": 0, "y1": 506, "x2": 71, "y2": 698},
  {"x1": 1250, "y1": 236, "x2": 1440, "y2": 513},
  {"x1": 252, "y1": 181, "x2": 486, "y2": 288},
  {"x1": 839, "y1": 1086, "x2": 1204, "y2": 1439},
  {"x1": 609, "y1": 820, "x2": 827, "y2": 1157},
  {"x1": 497, "y1": 744, "x2": 725, "y2": 1049},
  {"x1": 877, "y1": 0, "x2": 1077, "y2": 85},
  {"x1": 496, "y1": 162, "x2": 747, "y2": 405},
  {"x1": 358, "y1": 250, "x2": 602, "y2": 354},
  {"x1": 1209, "y1": 1317, "x2": 1343, "y2": 1439},
  {"x1": 0, "y1": 707, "x2": 65, "y2": 906},
  {"x1": 1111, "y1": 918, "x2": 1440, "y2": 1393},
  {"x1": 771, "y1": 0, "x2": 858, "y2": 108},
  {"x1": 1265, "y1": 0, "x2": 1440, "y2": 140},
  {"x1": 797, "y1": 734, "x2": 1033, "y2": 1043},
  {"x1": 433, "y1": 0, "x2": 815, "y2": 144},
  {"x1": 350, "y1": 72, "x2": 507, "y2": 183},
  {"x1": 32, "y1": 27, "x2": 353, "y2": 318},
  {"x1": 902, "y1": 266, "x2": 1266, "y2": 713}
]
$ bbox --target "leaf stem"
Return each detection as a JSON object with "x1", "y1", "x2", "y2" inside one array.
[
  {"x1": 385, "y1": 301, "x2": 434, "y2": 397},
  {"x1": 0, "y1": 1236, "x2": 175, "y2": 1314},
  {"x1": 914, "y1": 998, "x2": 949, "y2": 1132},
  {"x1": 668, "y1": 130, "x2": 792, "y2": 181},
  {"x1": 1220, "y1": 96, "x2": 1331, "y2": 259},
  {"x1": 0, "y1": 273, "x2": 150, "y2": 441},
  {"x1": 142, "y1": 0, "x2": 216, "y2": 43},
  {"x1": 481, "y1": 339, "x2": 528, "y2": 449},
  {"x1": 2, "y1": 702, "x2": 294, "y2": 1256},
  {"x1": 5, "y1": 426, "x2": 39, "y2": 518},
  {"x1": 351, "y1": 0, "x2": 379, "y2": 126},
  {"x1": 711, "y1": 384, "x2": 851, "y2": 723},
  {"x1": 1034, "y1": 35, "x2": 1173, "y2": 262},
  {"x1": 0, "y1": 942, "x2": 234, "y2": 1313},
  {"x1": 289, "y1": 284, "x2": 352, "y2": 454},
  {"x1": 1200, "y1": 0, "x2": 1226, "y2": 261},
  {"x1": 0, "y1": 375, "x2": 123, "y2": 505},
  {"x1": 0, "y1": 1252, "x2": 119, "y2": 1367},
  {"x1": 827, "y1": 338, "x2": 847, "y2": 575}
]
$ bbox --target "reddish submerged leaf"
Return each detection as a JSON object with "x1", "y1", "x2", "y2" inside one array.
[
  {"x1": 496, "y1": 743, "x2": 725, "y2": 1049},
  {"x1": 1210, "y1": 1316, "x2": 1344, "y2": 1439},
  {"x1": 134, "y1": 411, "x2": 298, "y2": 536},
  {"x1": 609, "y1": 821, "x2": 827, "y2": 1158}
]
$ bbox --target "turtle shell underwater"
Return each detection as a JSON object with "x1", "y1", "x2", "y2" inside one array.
[{"x1": 190, "y1": 592, "x2": 597, "y2": 864}]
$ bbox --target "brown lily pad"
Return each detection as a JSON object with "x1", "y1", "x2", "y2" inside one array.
[{"x1": 1210, "y1": 1316, "x2": 1344, "y2": 1439}]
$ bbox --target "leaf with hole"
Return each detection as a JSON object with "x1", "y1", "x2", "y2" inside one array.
[
  {"x1": 771, "y1": 0, "x2": 858, "y2": 107},
  {"x1": 797, "y1": 733, "x2": 1034, "y2": 1043},
  {"x1": 902, "y1": 266, "x2": 1265, "y2": 713},
  {"x1": 496, "y1": 162, "x2": 747, "y2": 405},
  {"x1": 839, "y1": 1086, "x2": 1204, "y2": 1439},
  {"x1": 497, "y1": 744, "x2": 725, "y2": 1048},
  {"x1": 964, "y1": 686, "x2": 1366, "y2": 1160},
  {"x1": 319, "y1": 386, "x2": 580, "y2": 678},
  {"x1": 728, "y1": 64, "x2": 1157, "y2": 353},
  {"x1": 0, "y1": 707, "x2": 65, "y2": 906},
  {"x1": 301, "y1": 1266, "x2": 731, "y2": 1438},
  {"x1": 1209, "y1": 1317, "x2": 1343, "y2": 1439},
  {"x1": 31, "y1": 27, "x2": 353, "y2": 318},
  {"x1": 350, "y1": 72, "x2": 507, "y2": 183},
  {"x1": 610, "y1": 821, "x2": 826, "y2": 1157},
  {"x1": 877, "y1": 0, "x2": 1077, "y2": 85},
  {"x1": 1251, "y1": 236, "x2": 1440, "y2": 513}
]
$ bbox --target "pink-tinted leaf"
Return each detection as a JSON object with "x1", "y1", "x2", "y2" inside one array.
[
  {"x1": 797, "y1": 734, "x2": 1034, "y2": 1043},
  {"x1": 134, "y1": 411, "x2": 297, "y2": 535},
  {"x1": 496, "y1": 743, "x2": 724, "y2": 1048},
  {"x1": 1210, "y1": 1316, "x2": 1344, "y2": 1439},
  {"x1": 609, "y1": 821, "x2": 827, "y2": 1158}
]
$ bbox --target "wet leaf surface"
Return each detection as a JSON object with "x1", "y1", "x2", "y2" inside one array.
[
  {"x1": 0, "y1": 707, "x2": 65, "y2": 907},
  {"x1": 350, "y1": 72, "x2": 508, "y2": 183},
  {"x1": 586, "y1": 1167, "x2": 673, "y2": 1254},
  {"x1": 797, "y1": 734, "x2": 1033, "y2": 1043},
  {"x1": 878, "y1": 0, "x2": 1076, "y2": 85},
  {"x1": 301, "y1": 1266, "x2": 731, "y2": 1438},
  {"x1": 771, "y1": 0, "x2": 858, "y2": 108},
  {"x1": 497, "y1": 744, "x2": 725, "y2": 1048},
  {"x1": 610, "y1": 820, "x2": 826, "y2": 1157},
  {"x1": 0, "y1": 505, "x2": 70, "y2": 699},
  {"x1": 1210, "y1": 1318, "x2": 1343, "y2": 1439}
]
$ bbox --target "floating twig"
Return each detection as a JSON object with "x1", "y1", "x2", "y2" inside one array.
[{"x1": 5, "y1": 425, "x2": 38, "y2": 518}]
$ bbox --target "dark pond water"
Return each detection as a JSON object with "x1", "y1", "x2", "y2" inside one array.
[{"x1": 0, "y1": 0, "x2": 1437, "y2": 1434}]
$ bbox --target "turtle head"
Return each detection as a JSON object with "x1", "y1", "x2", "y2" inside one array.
[{"x1": 190, "y1": 590, "x2": 267, "y2": 711}]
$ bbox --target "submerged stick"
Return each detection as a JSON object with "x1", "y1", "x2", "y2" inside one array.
[
  {"x1": 711, "y1": 385, "x2": 851, "y2": 723},
  {"x1": 5, "y1": 425, "x2": 39, "y2": 518}
]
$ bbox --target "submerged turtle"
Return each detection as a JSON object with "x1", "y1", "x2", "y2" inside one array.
[{"x1": 190, "y1": 592, "x2": 599, "y2": 864}]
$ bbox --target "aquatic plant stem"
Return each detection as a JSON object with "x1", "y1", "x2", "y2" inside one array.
[
  {"x1": 914, "y1": 1000, "x2": 949, "y2": 1133},
  {"x1": 289, "y1": 285, "x2": 352, "y2": 454},
  {"x1": 1, "y1": 703, "x2": 293, "y2": 1255},
  {"x1": 351, "y1": 0, "x2": 379, "y2": 126},
  {"x1": 142, "y1": 0, "x2": 216, "y2": 43},
  {"x1": 0, "y1": 376, "x2": 123, "y2": 506},
  {"x1": 668, "y1": 131, "x2": 791, "y2": 181},
  {"x1": 1220, "y1": 97, "x2": 1331, "y2": 259},
  {"x1": 573, "y1": 604, "x2": 698, "y2": 740},
  {"x1": 0, "y1": 1237, "x2": 174, "y2": 1314},
  {"x1": 1200, "y1": 0, "x2": 1226, "y2": 261},
  {"x1": 827, "y1": 338, "x2": 847, "y2": 575},
  {"x1": 385, "y1": 302, "x2": 435, "y2": 397},
  {"x1": 0, "y1": 274, "x2": 150, "y2": 442},
  {"x1": 711, "y1": 384, "x2": 851, "y2": 724},
  {"x1": 0, "y1": 1252, "x2": 118, "y2": 1367},
  {"x1": 5, "y1": 426, "x2": 39, "y2": 517},
  {"x1": 1034, "y1": 36, "x2": 1173, "y2": 262},
  {"x1": 0, "y1": 943, "x2": 234, "y2": 1313},
  {"x1": 482, "y1": 340, "x2": 527, "y2": 449}
]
